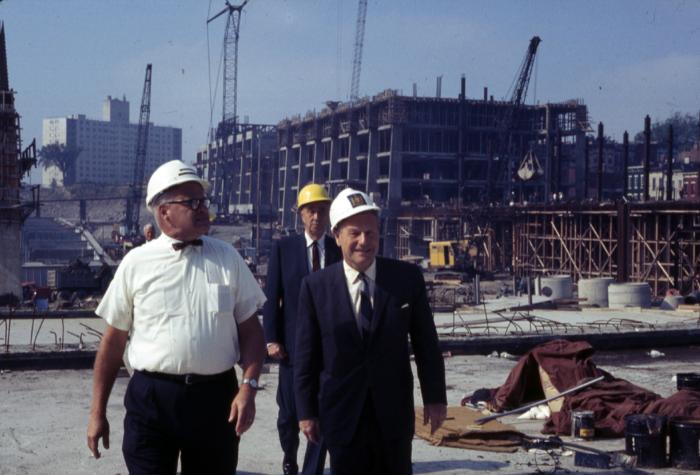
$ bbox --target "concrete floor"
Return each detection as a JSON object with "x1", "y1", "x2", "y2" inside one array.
[{"x1": 1, "y1": 347, "x2": 699, "y2": 474}]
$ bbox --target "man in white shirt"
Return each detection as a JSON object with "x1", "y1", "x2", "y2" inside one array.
[{"x1": 87, "y1": 160, "x2": 266, "y2": 474}]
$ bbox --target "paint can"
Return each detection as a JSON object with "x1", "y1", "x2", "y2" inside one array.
[
  {"x1": 677, "y1": 373, "x2": 700, "y2": 391},
  {"x1": 571, "y1": 410, "x2": 595, "y2": 440},
  {"x1": 670, "y1": 417, "x2": 700, "y2": 470},
  {"x1": 624, "y1": 414, "x2": 668, "y2": 468}
]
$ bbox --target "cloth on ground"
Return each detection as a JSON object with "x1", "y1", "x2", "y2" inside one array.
[{"x1": 415, "y1": 406, "x2": 524, "y2": 453}]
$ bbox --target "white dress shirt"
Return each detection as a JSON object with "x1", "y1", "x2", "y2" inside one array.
[
  {"x1": 342, "y1": 259, "x2": 376, "y2": 334},
  {"x1": 96, "y1": 233, "x2": 266, "y2": 375},
  {"x1": 304, "y1": 232, "x2": 327, "y2": 271}
]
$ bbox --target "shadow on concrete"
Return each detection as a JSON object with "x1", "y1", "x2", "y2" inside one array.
[{"x1": 413, "y1": 459, "x2": 509, "y2": 473}]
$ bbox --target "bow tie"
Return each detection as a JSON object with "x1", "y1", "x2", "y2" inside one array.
[{"x1": 172, "y1": 239, "x2": 203, "y2": 251}]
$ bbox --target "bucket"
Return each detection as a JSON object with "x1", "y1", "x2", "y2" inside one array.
[
  {"x1": 624, "y1": 414, "x2": 668, "y2": 468},
  {"x1": 670, "y1": 417, "x2": 700, "y2": 469},
  {"x1": 571, "y1": 411, "x2": 595, "y2": 440},
  {"x1": 677, "y1": 373, "x2": 700, "y2": 391}
]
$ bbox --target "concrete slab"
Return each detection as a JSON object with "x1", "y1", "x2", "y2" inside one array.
[{"x1": 1, "y1": 347, "x2": 698, "y2": 474}]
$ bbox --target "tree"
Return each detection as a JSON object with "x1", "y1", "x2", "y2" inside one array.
[
  {"x1": 38, "y1": 143, "x2": 82, "y2": 186},
  {"x1": 634, "y1": 112, "x2": 699, "y2": 151}
]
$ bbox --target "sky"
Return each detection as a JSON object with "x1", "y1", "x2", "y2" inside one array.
[{"x1": 2, "y1": 0, "x2": 699, "y2": 184}]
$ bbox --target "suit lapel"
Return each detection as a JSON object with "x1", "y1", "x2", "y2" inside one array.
[
  {"x1": 297, "y1": 234, "x2": 309, "y2": 277},
  {"x1": 371, "y1": 258, "x2": 389, "y2": 334}
]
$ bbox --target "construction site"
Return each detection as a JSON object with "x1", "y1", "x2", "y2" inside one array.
[{"x1": 2, "y1": 1, "x2": 700, "y2": 474}]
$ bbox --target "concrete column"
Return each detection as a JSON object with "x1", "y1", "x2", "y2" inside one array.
[
  {"x1": 366, "y1": 128, "x2": 379, "y2": 194},
  {"x1": 347, "y1": 131, "x2": 360, "y2": 183},
  {"x1": 312, "y1": 140, "x2": 323, "y2": 183},
  {"x1": 387, "y1": 125, "x2": 403, "y2": 207},
  {"x1": 280, "y1": 148, "x2": 292, "y2": 228}
]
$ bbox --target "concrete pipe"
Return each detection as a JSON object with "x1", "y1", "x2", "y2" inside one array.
[
  {"x1": 578, "y1": 277, "x2": 615, "y2": 307},
  {"x1": 536, "y1": 275, "x2": 573, "y2": 300},
  {"x1": 608, "y1": 282, "x2": 652, "y2": 309}
]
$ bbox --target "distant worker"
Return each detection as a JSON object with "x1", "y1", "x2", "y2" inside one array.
[
  {"x1": 143, "y1": 222, "x2": 156, "y2": 241},
  {"x1": 263, "y1": 183, "x2": 341, "y2": 475},
  {"x1": 294, "y1": 188, "x2": 447, "y2": 475},
  {"x1": 87, "y1": 160, "x2": 266, "y2": 474}
]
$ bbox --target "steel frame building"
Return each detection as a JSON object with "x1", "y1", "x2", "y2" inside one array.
[{"x1": 275, "y1": 85, "x2": 588, "y2": 255}]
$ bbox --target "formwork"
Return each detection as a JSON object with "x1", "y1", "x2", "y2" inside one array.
[{"x1": 511, "y1": 201, "x2": 700, "y2": 296}]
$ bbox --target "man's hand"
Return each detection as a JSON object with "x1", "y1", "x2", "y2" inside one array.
[
  {"x1": 299, "y1": 418, "x2": 320, "y2": 444},
  {"x1": 266, "y1": 342, "x2": 287, "y2": 360},
  {"x1": 86, "y1": 325, "x2": 128, "y2": 459},
  {"x1": 87, "y1": 413, "x2": 110, "y2": 458},
  {"x1": 424, "y1": 403, "x2": 447, "y2": 434},
  {"x1": 229, "y1": 385, "x2": 256, "y2": 436}
]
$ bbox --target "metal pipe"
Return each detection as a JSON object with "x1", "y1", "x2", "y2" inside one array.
[
  {"x1": 475, "y1": 274, "x2": 481, "y2": 305},
  {"x1": 583, "y1": 136, "x2": 589, "y2": 199},
  {"x1": 473, "y1": 375, "x2": 605, "y2": 424},
  {"x1": 666, "y1": 125, "x2": 674, "y2": 201},
  {"x1": 644, "y1": 115, "x2": 651, "y2": 202},
  {"x1": 622, "y1": 131, "x2": 629, "y2": 198},
  {"x1": 597, "y1": 122, "x2": 604, "y2": 201}
]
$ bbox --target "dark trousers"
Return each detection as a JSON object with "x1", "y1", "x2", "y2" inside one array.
[
  {"x1": 327, "y1": 397, "x2": 412, "y2": 475},
  {"x1": 122, "y1": 369, "x2": 239, "y2": 475},
  {"x1": 277, "y1": 363, "x2": 327, "y2": 474}
]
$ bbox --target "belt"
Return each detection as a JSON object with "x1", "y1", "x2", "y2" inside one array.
[{"x1": 136, "y1": 368, "x2": 235, "y2": 386}]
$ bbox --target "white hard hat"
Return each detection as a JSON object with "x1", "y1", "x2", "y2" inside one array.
[
  {"x1": 146, "y1": 160, "x2": 210, "y2": 212},
  {"x1": 330, "y1": 188, "x2": 380, "y2": 230}
]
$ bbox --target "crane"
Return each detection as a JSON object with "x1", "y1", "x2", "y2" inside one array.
[
  {"x1": 349, "y1": 0, "x2": 368, "y2": 102},
  {"x1": 491, "y1": 36, "x2": 541, "y2": 201},
  {"x1": 208, "y1": 0, "x2": 247, "y2": 139},
  {"x1": 125, "y1": 63, "x2": 152, "y2": 236},
  {"x1": 207, "y1": 1, "x2": 248, "y2": 217}
]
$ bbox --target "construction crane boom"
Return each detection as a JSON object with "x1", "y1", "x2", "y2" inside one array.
[
  {"x1": 492, "y1": 36, "x2": 541, "y2": 201},
  {"x1": 208, "y1": 0, "x2": 247, "y2": 139},
  {"x1": 511, "y1": 36, "x2": 540, "y2": 107},
  {"x1": 126, "y1": 63, "x2": 152, "y2": 235},
  {"x1": 349, "y1": 0, "x2": 368, "y2": 102}
]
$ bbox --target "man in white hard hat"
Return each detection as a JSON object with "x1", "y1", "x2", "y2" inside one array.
[
  {"x1": 263, "y1": 183, "x2": 341, "y2": 475},
  {"x1": 294, "y1": 188, "x2": 447, "y2": 475},
  {"x1": 87, "y1": 160, "x2": 266, "y2": 474}
]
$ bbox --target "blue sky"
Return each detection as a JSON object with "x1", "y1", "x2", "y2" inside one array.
[{"x1": 2, "y1": 0, "x2": 699, "y2": 184}]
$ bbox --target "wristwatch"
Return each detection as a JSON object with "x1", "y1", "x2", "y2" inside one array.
[{"x1": 242, "y1": 378, "x2": 259, "y2": 390}]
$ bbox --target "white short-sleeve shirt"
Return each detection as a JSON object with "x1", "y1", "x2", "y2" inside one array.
[{"x1": 96, "y1": 233, "x2": 266, "y2": 375}]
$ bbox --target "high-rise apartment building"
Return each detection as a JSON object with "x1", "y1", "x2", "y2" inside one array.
[{"x1": 42, "y1": 96, "x2": 182, "y2": 186}]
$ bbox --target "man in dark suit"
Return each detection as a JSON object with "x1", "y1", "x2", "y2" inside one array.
[
  {"x1": 263, "y1": 183, "x2": 341, "y2": 475},
  {"x1": 294, "y1": 188, "x2": 447, "y2": 475}
]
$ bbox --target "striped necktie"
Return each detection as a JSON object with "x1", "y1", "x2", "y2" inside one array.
[{"x1": 359, "y1": 273, "x2": 373, "y2": 339}]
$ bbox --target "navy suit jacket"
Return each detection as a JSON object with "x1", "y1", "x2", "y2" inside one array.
[
  {"x1": 294, "y1": 257, "x2": 447, "y2": 446},
  {"x1": 262, "y1": 233, "x2": 341, "y2": 362}
]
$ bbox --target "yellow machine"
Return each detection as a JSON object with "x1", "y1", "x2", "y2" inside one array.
[{"x1": 429, "y1": 240, "x2": 479, "y2": 270}]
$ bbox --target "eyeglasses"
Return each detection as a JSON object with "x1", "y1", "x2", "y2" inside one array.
[{"x1": 163, "y1": 197, "x2": 211, "y2": 210}]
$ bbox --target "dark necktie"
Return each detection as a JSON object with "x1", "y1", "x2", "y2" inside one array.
[
  {"x1": 172, "y1": 239, "x2": 203, "y2": 251},
  {"x1": 311, "y1": 241, "x2": 320, "y2": 272},
  {"x1": 359, "y1": 273, "x2": 373, "y2": 339}
]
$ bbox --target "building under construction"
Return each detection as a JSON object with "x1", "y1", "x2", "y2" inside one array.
[
  {"x1": 275, "y1": 82, "x2": 588, "y2": 255},
  {"x1": 0, "y1": 23, "x2": 38, "y2": 300},
  {"x1": 196, "y1": 123, "x2": 277, "y2": 219}
]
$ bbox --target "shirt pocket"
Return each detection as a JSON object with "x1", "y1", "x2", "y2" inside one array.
[{"x1": 209, "y1": 284, "x2": 234, "y2": 316}]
